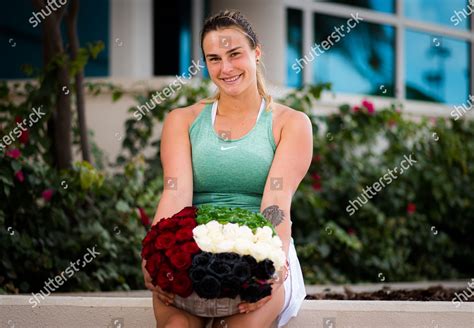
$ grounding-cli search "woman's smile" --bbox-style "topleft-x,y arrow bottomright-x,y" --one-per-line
220,73 -> 243,85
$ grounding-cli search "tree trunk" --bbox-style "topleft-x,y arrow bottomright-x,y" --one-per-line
33,0 -> 72,170
66,0 -> 91,163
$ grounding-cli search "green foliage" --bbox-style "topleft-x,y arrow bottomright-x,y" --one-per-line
196,205 -> 275,234
292,101 -> 474,284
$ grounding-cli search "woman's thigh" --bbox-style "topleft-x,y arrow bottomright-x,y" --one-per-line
212,285 -> 286,328
153,292 -> 207,328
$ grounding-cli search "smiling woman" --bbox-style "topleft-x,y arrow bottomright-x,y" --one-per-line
143,9 -> 312,328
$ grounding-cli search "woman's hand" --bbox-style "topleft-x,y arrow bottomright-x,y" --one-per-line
142,259 -> 175,305
238,295 -> 272,314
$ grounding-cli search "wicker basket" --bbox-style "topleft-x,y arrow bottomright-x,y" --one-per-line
173,292 -> 242,317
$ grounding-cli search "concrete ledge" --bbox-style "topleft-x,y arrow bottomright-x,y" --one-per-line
1,295 -> 473,328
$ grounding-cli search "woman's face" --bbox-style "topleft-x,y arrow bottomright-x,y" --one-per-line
202,28 -> 261,97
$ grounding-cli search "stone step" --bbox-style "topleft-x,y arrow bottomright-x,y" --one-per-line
1,295 -> 472,328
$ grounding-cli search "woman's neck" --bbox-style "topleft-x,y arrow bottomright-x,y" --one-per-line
217,87 -> 262,119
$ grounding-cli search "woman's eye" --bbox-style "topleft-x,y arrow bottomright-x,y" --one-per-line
230,52 -> 240,57
209,58 -> 220,62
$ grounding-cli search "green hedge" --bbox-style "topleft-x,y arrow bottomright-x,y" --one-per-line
1,80 -> 472,293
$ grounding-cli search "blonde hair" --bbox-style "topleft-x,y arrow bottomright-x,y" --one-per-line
200,10 -> 273,112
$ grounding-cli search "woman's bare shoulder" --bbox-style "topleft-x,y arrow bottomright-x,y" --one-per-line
271,102 -> 308,126
166,101 -> 208,130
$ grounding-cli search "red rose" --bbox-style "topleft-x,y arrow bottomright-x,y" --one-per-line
172,206 -> 197,219
142,229 -> 158,247
155,232 -> 176,249
156,264 -> 174,291
165,246 -> 180,259
171,272 -> 193,297
181,241 -> 200,254
145,253 -> 163,277
157,218 -> 176,231
138,207 -> 151,227
178,217 -> 197,229
176,227 -> 194,242
169,252 -> 192,270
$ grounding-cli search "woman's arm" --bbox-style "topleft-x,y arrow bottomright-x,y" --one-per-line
143,107 -> 194,304
237,109 -> 313,313
260,109 -> 313,260
152,107 -> 194,224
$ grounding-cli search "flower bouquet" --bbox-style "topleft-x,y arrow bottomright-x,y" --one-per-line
141,205 -> 286,317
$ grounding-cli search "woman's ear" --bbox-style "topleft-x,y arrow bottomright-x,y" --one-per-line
255,45 -> 262,62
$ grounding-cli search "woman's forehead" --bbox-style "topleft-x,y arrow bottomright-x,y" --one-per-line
203,28 -> 250,52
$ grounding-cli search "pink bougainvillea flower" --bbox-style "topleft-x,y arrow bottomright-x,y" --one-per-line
138,207 -> 151,227
6,148 -> 21,159
14,170 -> 24,183
42,188 -> 54,202
15,116 -> 29,144
406,203 -> 416,215
362,100 -> 375,114
353,105 -> 360,113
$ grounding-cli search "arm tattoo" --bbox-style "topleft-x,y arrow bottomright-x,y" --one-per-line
262,205 -> 285,227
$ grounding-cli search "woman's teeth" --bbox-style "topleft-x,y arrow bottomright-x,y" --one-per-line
222,74 -> 242,83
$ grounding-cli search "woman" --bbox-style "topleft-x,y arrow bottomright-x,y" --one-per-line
142,9 -> 312,328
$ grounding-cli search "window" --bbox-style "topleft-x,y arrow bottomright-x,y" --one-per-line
405,30 -> 470,104
287,8 -> 304,88
318,0 -> 395,14
313,13 -> 395,97
0,0 -> 109,79
288,0 -> 473,106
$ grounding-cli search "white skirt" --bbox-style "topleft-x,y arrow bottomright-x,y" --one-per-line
276,238 -> 306,327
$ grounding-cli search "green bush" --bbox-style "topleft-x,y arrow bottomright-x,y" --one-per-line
293,101 -> 474,284
1,78 -> 472,294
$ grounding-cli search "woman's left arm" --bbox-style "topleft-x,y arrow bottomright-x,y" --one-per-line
260,109 -> 313,261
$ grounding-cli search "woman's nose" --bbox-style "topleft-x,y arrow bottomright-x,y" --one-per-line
221,58 -> 234,74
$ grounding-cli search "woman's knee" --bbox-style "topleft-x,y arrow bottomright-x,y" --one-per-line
163,313 -> 191,328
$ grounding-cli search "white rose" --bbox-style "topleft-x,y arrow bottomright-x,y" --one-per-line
206,220 -> 222,233
251,242 -> 271,262
195,235 -> 214,252
234,238 -> 253,255
237,225 -> 255,242
255,226 -> 273,243
270,250 -> 286,271
222,223 -> 240,239
271,236 -> 283,248
207,229 -> 224,243
215,240 -> 235,253
192,225 -> 208,238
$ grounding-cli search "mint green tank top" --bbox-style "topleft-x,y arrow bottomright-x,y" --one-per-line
189,98 -> 276,213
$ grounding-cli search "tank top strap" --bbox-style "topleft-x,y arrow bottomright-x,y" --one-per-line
211,98 -> 266,126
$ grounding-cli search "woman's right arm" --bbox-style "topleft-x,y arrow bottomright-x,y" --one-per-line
142,107 -> 194,303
